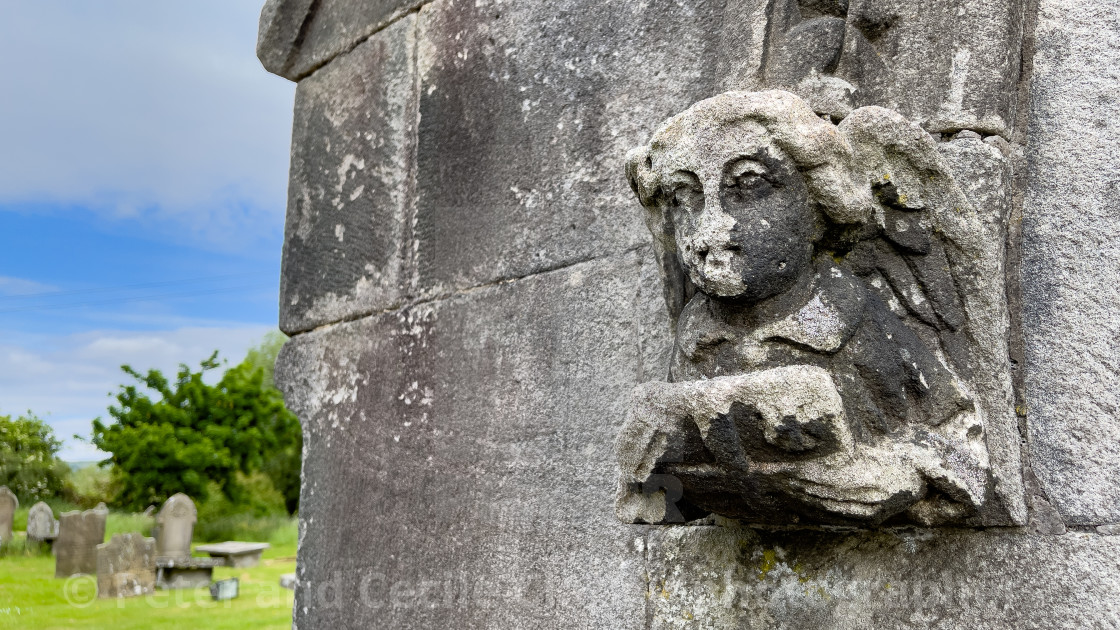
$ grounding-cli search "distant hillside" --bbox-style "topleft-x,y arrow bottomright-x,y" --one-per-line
66,460 -> 100,472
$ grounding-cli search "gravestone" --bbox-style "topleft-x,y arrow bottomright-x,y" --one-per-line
26,501 -> 58,544
54,505 -> 108,577
152,493 -> 217,588
96,533 -> 156,598
0,486 -> 16,543
154,493 -> 196,559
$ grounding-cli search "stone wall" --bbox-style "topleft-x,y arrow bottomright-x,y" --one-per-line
260,0 -> 1120,627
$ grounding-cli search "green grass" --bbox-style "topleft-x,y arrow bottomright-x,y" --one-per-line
194,514 -> 295,544
0,523 -> 297,629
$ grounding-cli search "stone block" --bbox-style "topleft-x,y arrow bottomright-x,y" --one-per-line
276,251 -> 652,629
279,16 -> 417,333
96,534 -> 156,599
257,0 -> 423,81
1022,0 -> 1120,525
412,0 -> 733,298
55,506 -> 108,577
646,525 -> 1120,629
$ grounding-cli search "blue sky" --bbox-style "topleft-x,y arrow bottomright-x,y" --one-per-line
0,1 -> 296,459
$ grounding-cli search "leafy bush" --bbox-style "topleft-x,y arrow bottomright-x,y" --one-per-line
62,463 -> 117,508
0,412 -> 69,501
91,351 -> 301,512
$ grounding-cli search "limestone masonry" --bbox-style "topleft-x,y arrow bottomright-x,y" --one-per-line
258,0 -> 1120,627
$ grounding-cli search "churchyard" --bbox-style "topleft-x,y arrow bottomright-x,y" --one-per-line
0,489 -> 297,629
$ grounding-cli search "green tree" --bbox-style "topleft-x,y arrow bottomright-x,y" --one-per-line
242,330 -> 287,390
241,331 -> 302,514
0,412 -> 69,501
91,351 -> 301,513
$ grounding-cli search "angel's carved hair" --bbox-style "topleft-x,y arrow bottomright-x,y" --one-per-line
626,90 -> 875,236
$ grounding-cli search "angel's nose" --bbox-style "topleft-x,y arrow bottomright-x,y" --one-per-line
695,200 -> 738,257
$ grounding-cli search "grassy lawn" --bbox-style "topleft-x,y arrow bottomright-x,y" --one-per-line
0,527 -> 296,630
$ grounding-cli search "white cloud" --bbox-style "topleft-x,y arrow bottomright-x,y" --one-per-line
0,324 -> 276,460
0,276 -> 57,296
0,1 -> 295,250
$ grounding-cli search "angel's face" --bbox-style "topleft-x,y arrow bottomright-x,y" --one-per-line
652,119 -> 816,303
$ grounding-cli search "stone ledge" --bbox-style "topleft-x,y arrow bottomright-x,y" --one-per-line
647,525 -> 1120,629
257,0 -> 426,81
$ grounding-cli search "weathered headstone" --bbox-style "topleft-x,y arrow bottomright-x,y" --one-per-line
26,501 -> 58,544
54,505 -> 108,577
152,493 -> 217,588
0,486 -> 17,543
154,493 -> 196,559
96,533 -> 156,598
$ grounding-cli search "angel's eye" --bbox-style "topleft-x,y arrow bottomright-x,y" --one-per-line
733,172 -> 765,189
723,158 -> 771,192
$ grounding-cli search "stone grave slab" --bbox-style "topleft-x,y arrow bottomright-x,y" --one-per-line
194,541 -> 271,568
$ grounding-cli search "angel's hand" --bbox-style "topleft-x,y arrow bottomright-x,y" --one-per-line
745,366 -> 849,455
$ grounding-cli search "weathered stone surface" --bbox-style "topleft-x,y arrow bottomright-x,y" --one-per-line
1022,0 -> 1120,525
276,252 -> 651,629
0,486 -> 16,543
55,505 -> 108,577
257,0 -> 422,81
412,0 -> 732,299
720,0 -> 1026,135
260,0 -> 1024,135
647,525 -> 1120,629
154,493 -> 196,560
195,542 -> 270,568
938,133 -> 1013,242
638,248 -> 674,383
96,534 -> 156,599
26,501 -> 58,543
279,16 -> 417,333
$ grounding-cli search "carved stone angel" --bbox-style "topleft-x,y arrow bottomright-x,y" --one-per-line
616,90 -> 1016,527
